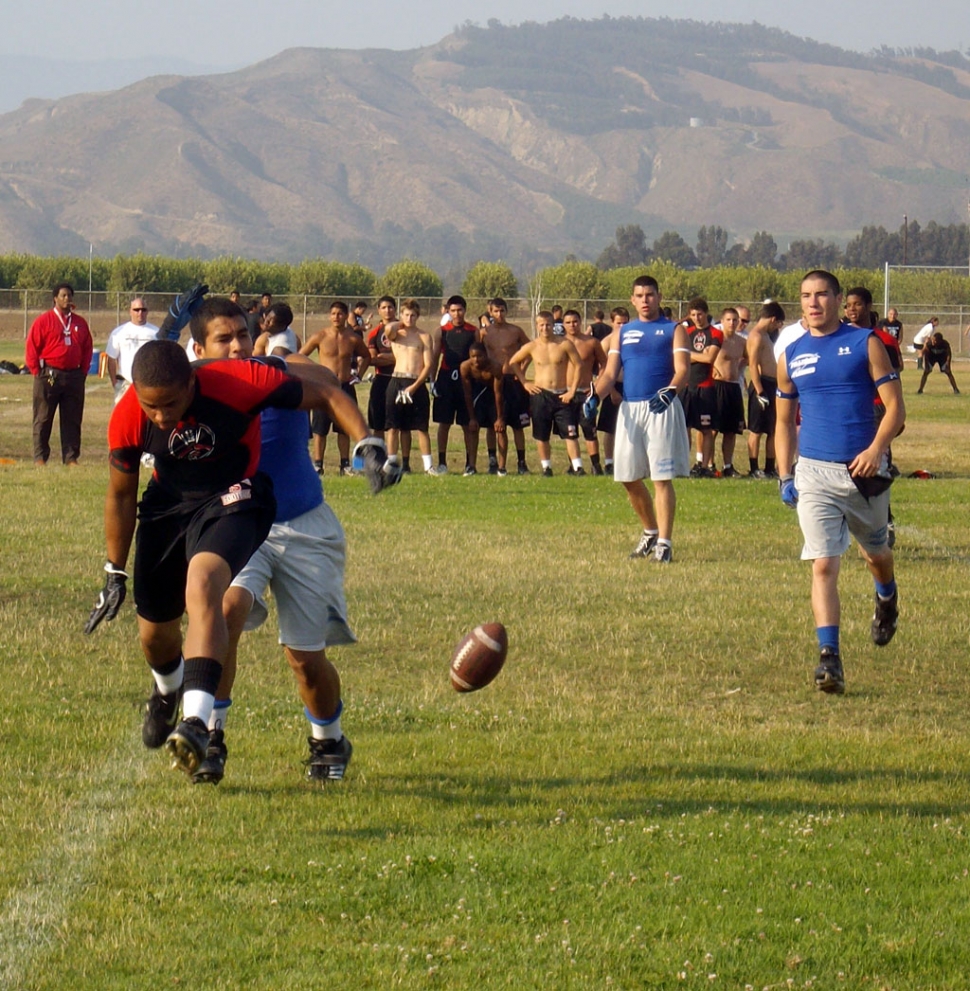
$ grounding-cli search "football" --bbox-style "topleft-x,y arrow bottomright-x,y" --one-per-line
450,622 -> 508,692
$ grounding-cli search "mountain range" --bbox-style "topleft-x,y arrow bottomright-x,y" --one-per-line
1,18 -> 968,275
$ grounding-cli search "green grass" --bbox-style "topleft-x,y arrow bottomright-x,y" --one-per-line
1,372 -> 969,989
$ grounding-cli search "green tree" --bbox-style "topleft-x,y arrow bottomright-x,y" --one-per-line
651,231 -> 697,268
528,260 -> 608,305
596,225 -> 650,270
695,225 -> 729,268
461,261 -> 518,299
289,260 -> 377,297
746,231 -> 778,268
377,259 -> 443,298
779,239 -> 844,272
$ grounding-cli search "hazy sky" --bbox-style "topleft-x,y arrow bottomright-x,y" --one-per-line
3,0 -> 968,65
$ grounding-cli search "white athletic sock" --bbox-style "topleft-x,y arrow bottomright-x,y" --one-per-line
306,702 -> 343,742
183,690 -> 215,726
695,452 -> 703,463
657,538 -> 672,550
571,457 -> 583,470
209,699 -> 231,732
604,459 -> 613,467
644,528 -> 659,537
541,459 -> 552,470
422,453 -> 433,471
153,658 -> 184,695
387,454 -> 401,466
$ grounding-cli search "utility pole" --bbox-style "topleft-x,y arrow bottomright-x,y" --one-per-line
902,215 -> 908,266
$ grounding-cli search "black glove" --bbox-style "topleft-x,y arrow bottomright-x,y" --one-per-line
351,437 -> 403,495
158,283 -> 209,342
84,563 -> 128,634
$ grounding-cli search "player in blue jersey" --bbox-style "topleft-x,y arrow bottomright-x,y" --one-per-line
775,271 -> 905,695
585,275 -> 690,562
187,301 -> 399,784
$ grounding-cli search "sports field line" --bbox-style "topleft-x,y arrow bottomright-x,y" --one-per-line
0,741 -> 146,988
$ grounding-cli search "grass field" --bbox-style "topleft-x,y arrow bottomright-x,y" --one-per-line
0,369 -> 968,989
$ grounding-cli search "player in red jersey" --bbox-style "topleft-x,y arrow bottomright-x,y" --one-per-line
85,299 -> 398,778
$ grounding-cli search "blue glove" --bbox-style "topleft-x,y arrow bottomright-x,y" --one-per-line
779,475 -> 798,508
647,386 -> 676,414
582,392 -> 599,422
158,283 -> 209,342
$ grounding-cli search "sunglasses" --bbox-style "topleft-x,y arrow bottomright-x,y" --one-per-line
131,307 -> 148,312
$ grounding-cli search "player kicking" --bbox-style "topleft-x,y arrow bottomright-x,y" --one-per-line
85,302 -> 400,781
584,275 -> 690,562
186,304 -> 393,783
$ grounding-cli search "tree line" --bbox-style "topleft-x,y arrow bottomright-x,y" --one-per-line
596,220 -> 970,272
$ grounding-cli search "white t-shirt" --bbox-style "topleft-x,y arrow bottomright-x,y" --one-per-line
773,320 -> 808,363
105,321 -> 160,381
265,328 -> 300,355
912,322 -> 935,350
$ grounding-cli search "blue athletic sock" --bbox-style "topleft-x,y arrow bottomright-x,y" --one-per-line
817,626 -> 840,652
875,578 -> 897,599
306,700 -> 343,742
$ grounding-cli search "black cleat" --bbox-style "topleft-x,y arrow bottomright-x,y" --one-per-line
567,466 -> 587,476
814,647 -> 845,694
165,717 -> 210,775
192,729 -> 228,785
305,735 -> 353,782
590,463 -> 604,476
722,465 -> 740,478
629,531 -> 658,559
871,590 -> 899,647
653,543 -> 672,564
517,463 -> 530,475
542,467 -> 553,477
143,684 -> 183,749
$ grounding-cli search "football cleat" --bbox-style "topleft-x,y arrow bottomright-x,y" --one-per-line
748,469 -> 768,480
305,735 -> 353,782
590,463 -> 604,476
567,466 -> 587,476
488,458 -> 499,475
463,465 -> 477,476
814,647 -> 845,694
434,464 -> 449,475
542,467 -> 553,477
629,531 -> 658,559
871,590 -> 899,647
165,717 -> 210,774
496,467 -> 508,477
517,463 -> 530,475
142,684 -> 183,749
192,729 -> 228,785
653,543 -> 672,564
721,465 -> 740,478
313,460 -> 323,475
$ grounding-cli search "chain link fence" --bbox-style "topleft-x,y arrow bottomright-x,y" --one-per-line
1,289 -> 966,355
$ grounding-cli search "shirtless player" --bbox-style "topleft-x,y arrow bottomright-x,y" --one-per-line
711,307 -> 748,477
383,299 -> 435,475
300,301 -> 371,474
563,308 -> 608,474
745,302 -> 786,478
508,311 -> 584,476
480,297 -> 532,474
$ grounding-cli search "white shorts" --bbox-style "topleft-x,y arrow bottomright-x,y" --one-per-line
794,457 -> 891,560
613,397 -> 690,482
231,500 -> 356,652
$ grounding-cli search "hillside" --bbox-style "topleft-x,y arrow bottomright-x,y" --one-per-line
0,18 -> 968,272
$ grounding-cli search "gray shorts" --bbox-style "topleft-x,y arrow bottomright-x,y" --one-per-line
794,457 -> 891,560
613,397 -> 690,482
231,500 -> 356,651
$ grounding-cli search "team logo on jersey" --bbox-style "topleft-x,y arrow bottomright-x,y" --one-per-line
622,329 -> 644,344
789,352 -> 819,379
838,346 -> 851,356
692,334 -> 707,352
168,419 -> 216,460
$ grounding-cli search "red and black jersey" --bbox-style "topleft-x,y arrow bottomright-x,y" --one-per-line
108,359 -> 303,505
686,324 -> 723,388
367,322 -> 393,377
872,329 -> 902,409
439,322 -> 478,372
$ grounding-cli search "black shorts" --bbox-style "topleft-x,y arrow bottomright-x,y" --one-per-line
384,378 -> 431,432
470,381 -> 498,427
926,355 -> 948,370
684,385 -> 716,431
713,381 -> 745,435
747,376 -> 777,435
503,374 -> 531,428
367,374 -> 391,431
133,472 -> 277,624
597,383 -> 623,434
432,370 -> 470,426
311,382 -> 357,436
531,389 -> 579,442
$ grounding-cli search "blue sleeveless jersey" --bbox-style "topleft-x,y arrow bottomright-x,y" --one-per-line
619,317 -> 677,401
784,323 -> 876,462
258,407 -> 323,521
